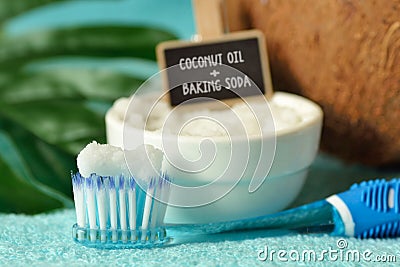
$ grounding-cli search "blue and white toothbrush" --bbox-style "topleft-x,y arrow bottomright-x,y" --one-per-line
72,174 -> 400,249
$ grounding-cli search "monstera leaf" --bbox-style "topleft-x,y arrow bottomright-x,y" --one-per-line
0,1 -> 177,214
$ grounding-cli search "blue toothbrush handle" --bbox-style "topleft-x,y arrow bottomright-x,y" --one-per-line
327,178 -> 400,238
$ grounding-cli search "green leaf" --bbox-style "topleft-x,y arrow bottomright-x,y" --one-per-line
1,117 -> 75,199
0,68 -> 143,103
0,0 -> 66,24
0,25 -> 177,68
0,9 -> 177,214
0,128 -> 67,214
0,100 -> 106,154
0,65 -> 147,214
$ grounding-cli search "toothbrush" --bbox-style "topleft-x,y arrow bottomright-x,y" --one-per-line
72,175 -> 400,249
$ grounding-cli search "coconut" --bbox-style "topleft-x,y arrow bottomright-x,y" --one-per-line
227,0 -> 400,165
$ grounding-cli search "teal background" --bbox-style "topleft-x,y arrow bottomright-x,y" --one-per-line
6,0 -> 195,39
5,0 -> 195,79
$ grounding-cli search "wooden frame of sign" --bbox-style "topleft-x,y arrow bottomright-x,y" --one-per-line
156,30 -> 273,107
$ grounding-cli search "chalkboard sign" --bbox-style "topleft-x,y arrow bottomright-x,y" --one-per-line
157,30 -> 273,107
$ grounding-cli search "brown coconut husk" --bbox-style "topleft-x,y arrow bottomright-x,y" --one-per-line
226,0 -> 400,166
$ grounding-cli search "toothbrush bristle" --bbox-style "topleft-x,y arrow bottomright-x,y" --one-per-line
72,172 -> 171,247
119,175 -> 125,190
72,172 -> 81,187
109,176 -> 116,189
96,176 -> 104,190
149,177 -> 156,189
158,177 -> 164,187
86,175 -> 94,189
129,176 -> 136,190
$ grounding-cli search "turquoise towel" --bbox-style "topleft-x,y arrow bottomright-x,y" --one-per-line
2,209 -> 399,266
1,154 -> 399,266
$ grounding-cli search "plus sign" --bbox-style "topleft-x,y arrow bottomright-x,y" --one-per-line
210,69 -> 220,77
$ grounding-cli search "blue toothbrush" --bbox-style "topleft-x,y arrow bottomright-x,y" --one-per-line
72,175 -> 400,249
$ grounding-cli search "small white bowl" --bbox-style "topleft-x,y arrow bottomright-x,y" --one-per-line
106,91 -> 323,224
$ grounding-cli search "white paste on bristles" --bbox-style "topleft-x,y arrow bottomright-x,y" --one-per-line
77,141 -> 163,180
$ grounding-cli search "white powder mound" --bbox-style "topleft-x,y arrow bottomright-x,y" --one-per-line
77,141 -> 163,180
111,94 -> 302,137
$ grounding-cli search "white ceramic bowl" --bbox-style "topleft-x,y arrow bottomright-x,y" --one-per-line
106,91 -> 323,224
